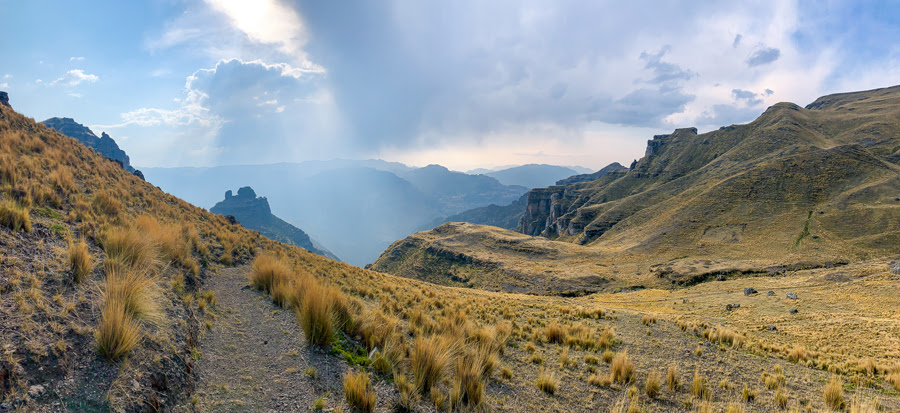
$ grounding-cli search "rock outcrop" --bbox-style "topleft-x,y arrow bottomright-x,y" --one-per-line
0,91 -> 10,108
40,117 -> 135,173
210,187 -> 339,261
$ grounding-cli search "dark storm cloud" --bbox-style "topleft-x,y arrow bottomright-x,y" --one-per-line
287,0 -> 723,149
747,47 -> 781,66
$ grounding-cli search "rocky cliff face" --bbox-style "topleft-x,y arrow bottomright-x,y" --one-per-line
210,187 -> 339,260
40,117 -> 137,174
0,91 -> 10,108
517,85 -> 900,256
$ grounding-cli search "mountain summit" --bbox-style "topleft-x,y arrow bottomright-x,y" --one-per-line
210,186 -> 339,260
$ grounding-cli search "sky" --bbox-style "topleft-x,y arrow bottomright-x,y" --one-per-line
1,0 -> 899,171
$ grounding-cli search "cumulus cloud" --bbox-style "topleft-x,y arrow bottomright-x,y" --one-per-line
103,58 -> 338,165
747,47 -> 781,66
50,69 -> 99,86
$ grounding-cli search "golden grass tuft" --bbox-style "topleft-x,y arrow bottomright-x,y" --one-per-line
823,375 -> 844,411
102,226 -> 158,269
691,369 -> 708,400
544,322 -> 566,344
774,387 -> 787,409
343,369 -> 375,413
0,199 -> 31,232
92,190 -> 122,216
610,351 -> 635,384
667,365 -> 679,391
537,368 -> 558,395
95,299 -> 140,360
645,371 -> 660,398
787,345 -> 809,363
297,277 -> 335,347
410,335 -> 454,395
249,254 -> 292,293
888,365 -> 900,391
67,239 -> 92,283
103,266 -> 160,323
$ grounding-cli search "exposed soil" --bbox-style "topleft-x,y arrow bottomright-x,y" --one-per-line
186,266 -> 397,413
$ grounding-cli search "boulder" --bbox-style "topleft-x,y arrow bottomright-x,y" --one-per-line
0,91 -> 9,108
767,325 -> 777,331
744,287 -> 757,296
786,292 -> 798,300
726,303 -> 741,311
767,291 -> 775,296
890,261 -> 900,275
789,308 -> 798,314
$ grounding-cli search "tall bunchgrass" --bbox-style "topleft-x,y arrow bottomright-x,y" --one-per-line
68,239 -> 92,283
102,266 -> 160,323
0,199 -> 30,232
823,375 -> 844,410
95,299 -> 140,360
344,369 -> 376,412
248,254 -> 292,293
102,226 -> 158,269
297,279 -> 336,347
411,335 -> 455,395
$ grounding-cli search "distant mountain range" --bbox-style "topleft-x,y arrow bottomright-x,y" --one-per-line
209,186 -> 339,260
478,164 -> 589,188
142,161 -> 543,266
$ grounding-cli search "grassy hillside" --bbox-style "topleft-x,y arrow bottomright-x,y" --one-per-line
1,101 -> 898,412
516,86 -> 900,271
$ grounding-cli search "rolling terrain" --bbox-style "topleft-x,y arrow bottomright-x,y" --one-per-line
1,89 -> 898,413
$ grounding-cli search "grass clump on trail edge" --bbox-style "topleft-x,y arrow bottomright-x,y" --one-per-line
298,279 -> 336,347
95,299 -> 141,360
344,369 -> 376,412
249,253 -> 292,293
411,334 -> 455,395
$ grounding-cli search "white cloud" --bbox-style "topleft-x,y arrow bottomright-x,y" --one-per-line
67,92 -> 82,98
50,69 -> 99,86
68,56 -> 85,62
203,0 -> 323,72
0,83 -> 7,88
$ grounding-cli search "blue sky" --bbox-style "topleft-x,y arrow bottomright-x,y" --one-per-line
2,0 -> 899,170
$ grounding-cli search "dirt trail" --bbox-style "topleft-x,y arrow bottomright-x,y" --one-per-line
188,266 -> 347,412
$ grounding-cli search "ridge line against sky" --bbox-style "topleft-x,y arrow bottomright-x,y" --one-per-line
2,0 -> 899,170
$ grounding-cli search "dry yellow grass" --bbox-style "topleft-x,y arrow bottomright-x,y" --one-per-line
102,226 -> 158,269
343,369 -> 375,413
536,368 -> 558,394
0,199 -> 30,232
94,299 -> 140,360
103,266 -> 160,323
410,335 -> 454,395
610,352 -> 635,384
297,277 -> 335,347
667,365 -> 679,392
248,254 -> 292,293
691,369 -> 708,400
645,371 -> 660,398
67,239 -> 92,283
823,375 -> 844,411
